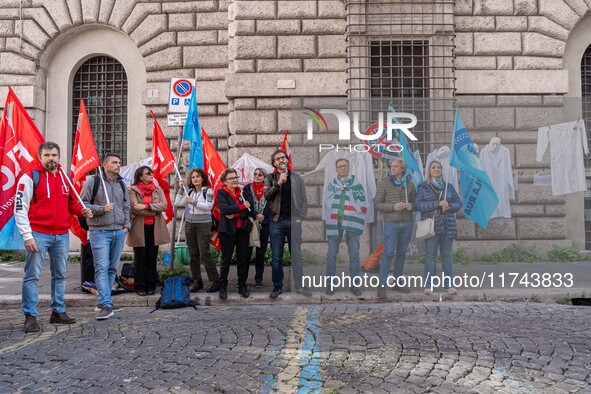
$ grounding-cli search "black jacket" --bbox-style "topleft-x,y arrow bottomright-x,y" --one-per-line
264,171 -> 308,222
217,187 -> 256,236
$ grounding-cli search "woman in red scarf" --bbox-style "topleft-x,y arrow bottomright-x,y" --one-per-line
243,168 -> 270,288
127,166 -> 171,296
216,168 -> 257,300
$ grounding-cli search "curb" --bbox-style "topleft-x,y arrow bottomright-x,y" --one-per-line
1,287 -> 589,310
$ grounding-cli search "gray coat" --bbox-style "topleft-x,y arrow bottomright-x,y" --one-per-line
81,173 -> 131,231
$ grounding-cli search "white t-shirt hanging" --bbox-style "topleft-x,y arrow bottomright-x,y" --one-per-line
536,119 -> 589,196
480,139 -> 515,218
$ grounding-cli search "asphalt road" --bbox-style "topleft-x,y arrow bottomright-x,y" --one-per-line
1,302 -> 590,393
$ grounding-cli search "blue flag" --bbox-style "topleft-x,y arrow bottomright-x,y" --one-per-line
450,108 -> 498,229
183,88 -> 204,169
398,129 -> 424,188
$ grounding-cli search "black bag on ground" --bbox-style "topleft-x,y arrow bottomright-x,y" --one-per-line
80,242 -> 94,287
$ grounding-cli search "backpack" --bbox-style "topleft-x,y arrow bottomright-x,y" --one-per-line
31,171 -> 127,230
152,275 -> 197,311
31,169 -> 73,203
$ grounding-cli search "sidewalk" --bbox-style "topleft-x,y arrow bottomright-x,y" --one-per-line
1,259 -> 590,310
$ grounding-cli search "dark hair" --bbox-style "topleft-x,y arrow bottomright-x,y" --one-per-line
38,141 -> 60,156
271,149 -> 288,163
133,166 -> 153,185
186,168 -> 210,190
220,168 -> 237,182
335,158 -> 349,168
102,152 -> 121,163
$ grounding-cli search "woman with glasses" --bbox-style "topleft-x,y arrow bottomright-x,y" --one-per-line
243,168 -> 270,288
216,168 -> 257,299
127,166 -> 171,296
175,168 -> 220,293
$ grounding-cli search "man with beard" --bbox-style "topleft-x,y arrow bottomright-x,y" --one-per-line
15,142 -> 93,332
264,149 -> 312,298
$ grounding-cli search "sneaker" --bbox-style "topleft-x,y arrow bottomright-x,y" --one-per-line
96,305 -> 114,320
295,287 -> 313,297
49,311 -> 76,324
24,314 -> 40,333
94,304 -> 122,312
377,287 -> 388,300
137,290 -> 147,296
146,290 -> 155,296
219,286 -> 227,300
269,287 -> 282,299
447,287 -> 458,295
424,288 -> 433,295
239,285 -> 250,298
351,287 -> 362,297
206,280 -> 220,293
254,279 -> 263,288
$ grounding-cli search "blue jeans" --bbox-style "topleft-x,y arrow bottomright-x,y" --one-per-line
22,231 -> 70,317
269,218 -> 303,289
424,233 -> 454,289
326,228 -> 361,285
379,221 -> 412,285
90,229 -> 127,307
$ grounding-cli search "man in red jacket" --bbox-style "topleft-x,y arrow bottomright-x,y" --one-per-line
15,142 -> 92,333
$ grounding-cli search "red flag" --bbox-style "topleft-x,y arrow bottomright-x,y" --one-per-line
0,87 -> 46,249
202,127 -> 226,250
281,129 -> 293,171
70,99 -> 100,244
150,110 -> 175,223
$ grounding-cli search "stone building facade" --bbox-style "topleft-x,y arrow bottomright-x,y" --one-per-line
0,0 -> 590,256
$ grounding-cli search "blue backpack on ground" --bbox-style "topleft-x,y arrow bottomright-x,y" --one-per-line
152,275 -> 197,312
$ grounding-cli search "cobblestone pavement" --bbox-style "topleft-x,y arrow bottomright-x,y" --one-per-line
0,303 -> 590,393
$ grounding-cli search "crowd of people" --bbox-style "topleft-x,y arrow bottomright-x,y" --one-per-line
15,142 -> 462,333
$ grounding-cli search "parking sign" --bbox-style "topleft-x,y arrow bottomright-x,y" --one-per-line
168,78 -> 195,113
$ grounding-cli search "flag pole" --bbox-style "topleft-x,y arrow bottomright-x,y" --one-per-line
60,168 -> 87,209
97,166 -> 110,204
174,163 -> 190,196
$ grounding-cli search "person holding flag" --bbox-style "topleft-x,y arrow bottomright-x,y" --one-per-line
415,160 -> 462,295
375,158 -> 416,299
81,152 -> 131,320
15,142 -> 93,332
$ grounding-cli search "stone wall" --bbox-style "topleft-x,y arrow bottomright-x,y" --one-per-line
0,0 -> 589,254
0,0 -> 231,162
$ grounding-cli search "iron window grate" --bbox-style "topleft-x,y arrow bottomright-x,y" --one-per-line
72,56 -> 128,165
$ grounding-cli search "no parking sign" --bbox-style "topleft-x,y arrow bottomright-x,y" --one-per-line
168,78 -> 195,113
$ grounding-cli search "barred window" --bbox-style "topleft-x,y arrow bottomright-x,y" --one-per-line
347,0 -> 455,164
72,56 -> 128,164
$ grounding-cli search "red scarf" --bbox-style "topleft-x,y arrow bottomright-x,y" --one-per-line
252,182 -> 265,199
137,182 -> 156,225
223,185 -> 244,229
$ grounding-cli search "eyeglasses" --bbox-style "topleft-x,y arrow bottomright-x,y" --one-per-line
336,165 -> 349,169
254,173 -> 264,177
225,176 -> 238,181
273,156 -> 287,162
143,171 -> 153,176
